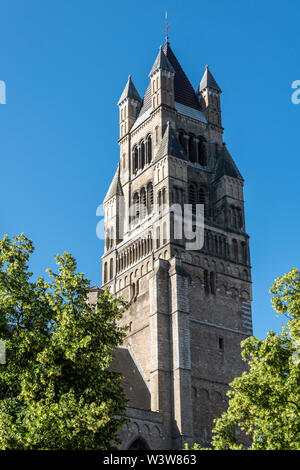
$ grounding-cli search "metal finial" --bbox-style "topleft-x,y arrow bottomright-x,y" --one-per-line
165,10 -> 170,43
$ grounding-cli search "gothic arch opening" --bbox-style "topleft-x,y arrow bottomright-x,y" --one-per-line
127,438 -> 150,450
198,137 -> 207,166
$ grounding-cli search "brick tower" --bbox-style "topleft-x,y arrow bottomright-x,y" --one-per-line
101,40 -> 253,450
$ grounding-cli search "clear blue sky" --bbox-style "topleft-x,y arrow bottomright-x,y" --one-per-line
0,0 -> 299,339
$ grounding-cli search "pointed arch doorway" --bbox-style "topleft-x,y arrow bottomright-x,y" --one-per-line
127,438 -> 150,450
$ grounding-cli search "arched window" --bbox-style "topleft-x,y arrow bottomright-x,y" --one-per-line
158,190 -> 162,208
233,207 -> 238,228
189,184 -> 196,214
173,187 -> 178,204
241,241 -> 247,264
147,135 -> 152,163
199,189 -> 205,205
133,146 -> 138,174
140,187 -> 146,219
133,193 -> 140,223
140,141 -> 145,169
215,237 -> 219,255
109,258 -> 113,280
188,135 -> 196,162
162,187 -> 166,205
232,239 -> 238,261
178,130 -> 185,149
156,226 -> 160,249
230,206 -> 235,227
238,208 -> 243,229
103,262 -> 108,284
210,272 -> 215,294
199,188 -> 207,217
110,228 -> 114,248
198,137 -> 207,166
131,282 -> 136,299
147,182 -> 153,214
163,222 -> 167,245
204,269 -> 209,294
105,230 -> 110,251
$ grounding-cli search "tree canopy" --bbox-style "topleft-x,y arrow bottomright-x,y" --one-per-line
0,234 -> 128,449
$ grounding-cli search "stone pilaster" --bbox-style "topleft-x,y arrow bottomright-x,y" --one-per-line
168,257 -> 193,448
149,259 -> 172,424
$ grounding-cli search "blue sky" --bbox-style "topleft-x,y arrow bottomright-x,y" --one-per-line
0,0 -> 299,339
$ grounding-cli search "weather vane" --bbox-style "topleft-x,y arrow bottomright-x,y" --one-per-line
165,10 -> 170,43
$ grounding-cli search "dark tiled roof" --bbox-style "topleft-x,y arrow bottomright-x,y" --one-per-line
118,75 -> 142,106
104,164 -> 123,202
138,82 -> 152,116
199,65 -> 221,92
164,42 -> 201,110
137,42 -> 202,119
214,144 -> 243,181
155,121 -> 188,162
110,347 -> 151,410
149,46 -> 175,76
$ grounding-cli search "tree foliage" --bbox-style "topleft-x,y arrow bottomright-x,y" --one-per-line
187,268 -> 300,450
0,234 -> 128,449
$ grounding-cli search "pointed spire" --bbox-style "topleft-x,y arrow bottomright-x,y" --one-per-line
165,10 -> 170,44
117,75 -> 142,106
104,164 -> 123,203
199,65 -> 221,93
164,42 -> 201,110
155,121 -> 188,162
149,45 -> 175,77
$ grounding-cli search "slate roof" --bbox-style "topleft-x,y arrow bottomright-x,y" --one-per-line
175,101 -> 207,123
199,65 -> 221,92
214,144 -> 243,181
137,82 -> 152,117
149,45 -> 175,76
137,42 -> 202,119
155,121 -> 188,162
164,41 -> 201,110
117,75 -> 142,106
104,164 -> 123,202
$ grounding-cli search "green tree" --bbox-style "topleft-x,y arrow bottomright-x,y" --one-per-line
187,268 -> 300,451
0,234 -> 128,449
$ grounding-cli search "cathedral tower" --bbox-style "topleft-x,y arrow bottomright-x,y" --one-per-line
101,40 -> 253,450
